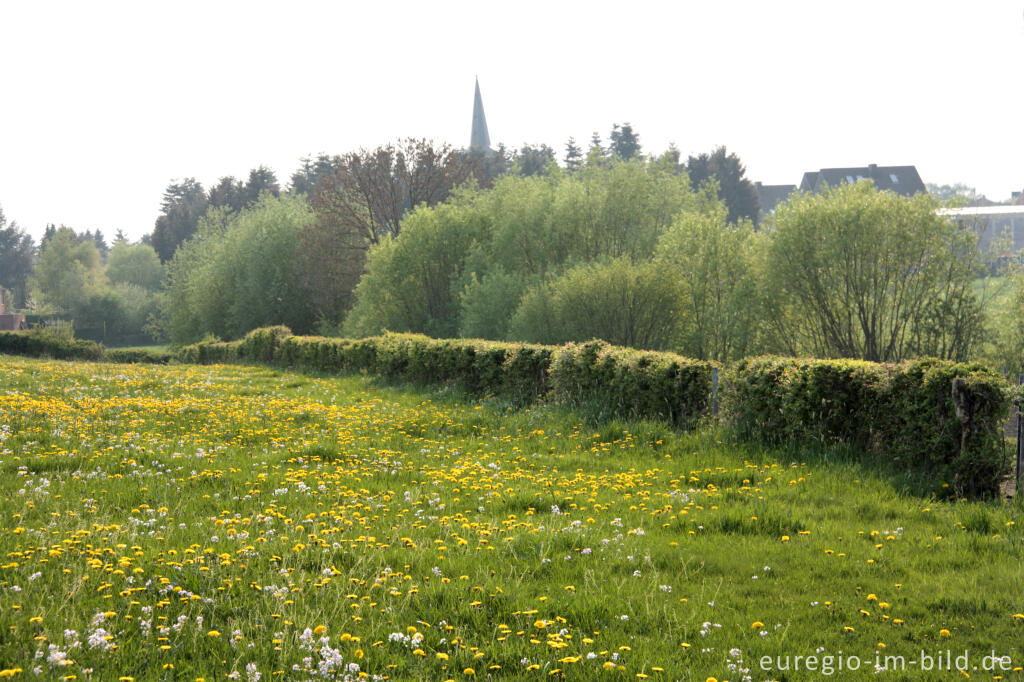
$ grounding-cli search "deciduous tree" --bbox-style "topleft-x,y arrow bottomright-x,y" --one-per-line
764,181 -> 983,362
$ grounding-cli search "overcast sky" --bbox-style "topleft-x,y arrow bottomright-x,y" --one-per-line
1,0 -> 1022,243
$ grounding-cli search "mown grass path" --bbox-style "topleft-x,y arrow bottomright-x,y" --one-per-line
1,356 -> 1023,681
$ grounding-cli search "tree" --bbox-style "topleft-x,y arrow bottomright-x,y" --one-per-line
106,241 -> 165,291
30,227 -> 107,312
152,196 -> 318,344
291,183 -> 372,327
315,138 -> 482,246
564,137 -> 583,172
763,181 -> 984,362
244,165 -> 280,205
208,176 -> 246,212
289,154 -> 343,197
90,230 -> 109,259
685,146 -> 760,226
151,178 -> 208,262
0,205 -> 36,308
511,143 -> 556,177
656,199 -> 764,362
926,182 -> 978,205
343,160 -> 700,339
609,122 -> 641,160
587,132 -> 605,165
508,258 -> 685,350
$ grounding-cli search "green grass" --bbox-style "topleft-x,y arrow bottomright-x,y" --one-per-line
1,355 -> 1023,680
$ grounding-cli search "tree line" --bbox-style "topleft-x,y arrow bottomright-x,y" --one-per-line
1,123 -> 1016,369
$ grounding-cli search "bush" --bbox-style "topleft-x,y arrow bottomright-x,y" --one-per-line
725,356 -> 1010,496
549,340 -> 717,427
104,348 -> 175,364
509,259 -> 685,351
0,329 -> 104,361
238,326 -> 292,363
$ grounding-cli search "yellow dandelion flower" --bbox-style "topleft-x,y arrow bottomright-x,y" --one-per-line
751,621 -> 764,629
207,630 -> 220,638
940,629 -> 951,637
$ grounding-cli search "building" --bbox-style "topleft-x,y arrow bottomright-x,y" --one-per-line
470,77 -> 492,153
755,182 -> 796,218
799,164 -> 926,197
0,290 -> 27,331
939,205 -> 1024,254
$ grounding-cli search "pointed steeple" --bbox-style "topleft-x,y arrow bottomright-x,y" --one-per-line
470,77 -> 492,152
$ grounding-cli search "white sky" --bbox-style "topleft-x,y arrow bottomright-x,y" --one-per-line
1,0 -> 1022,243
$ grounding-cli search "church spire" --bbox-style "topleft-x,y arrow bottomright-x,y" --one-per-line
470,77 -> 491,152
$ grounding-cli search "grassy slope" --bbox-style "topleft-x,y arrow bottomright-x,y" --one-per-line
0,355 -> 1022,681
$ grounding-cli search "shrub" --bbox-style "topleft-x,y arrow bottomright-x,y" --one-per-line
725,356 -> 1010,496
238,326 -> 292,363
549,340 -> 717,427
104,348 -> 175,364
0,329 -> 104,361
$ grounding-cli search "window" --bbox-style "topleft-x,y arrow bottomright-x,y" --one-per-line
890,174 -> 899,183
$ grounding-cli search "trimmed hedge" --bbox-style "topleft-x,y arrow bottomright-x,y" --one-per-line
0,331 -> 175,364
0,331 -> 105,361
549,340 -> 715,427
103,348 -> 175,364
725,356 -> 1010,496
178,329 -> 710,422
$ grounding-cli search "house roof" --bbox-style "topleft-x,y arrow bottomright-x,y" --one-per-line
798,164 -> 925,196
755,182 -> 796,214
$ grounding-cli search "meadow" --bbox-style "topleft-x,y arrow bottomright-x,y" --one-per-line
1,355 -> 1023,681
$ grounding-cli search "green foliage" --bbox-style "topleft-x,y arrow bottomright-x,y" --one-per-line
983,271 -> 1024,374
0,205 -> 36,308
764,181 -> 985,362
656,202 -> 765,362
154,196 -> 319,344
548,340 -> 716,427
237,325 -> 293,363
103,347 -> 174,364
508,258 -> 685,350
458,267 -> 527,341
343,196 -> 491,338
927,182 -> 978,204
151,178 -> 209,263
344,160 -> 699,340
685,146 -> 760,226
30,227 -> 108,313
725,356 -> 1010,496
0,329 -> 104,361
106,241 -> 164,291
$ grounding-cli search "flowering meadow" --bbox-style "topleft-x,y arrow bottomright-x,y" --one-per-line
2,355 -> 1024,681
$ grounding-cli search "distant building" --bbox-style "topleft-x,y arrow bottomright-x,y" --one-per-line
0,290 -> 26,331
799,164 -> 926,197
470,77 -> 492,153
755,182 -> 796,217
940,205 -> 1024,254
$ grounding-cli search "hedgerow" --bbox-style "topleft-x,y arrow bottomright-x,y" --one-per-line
725,356 -> 1010,495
